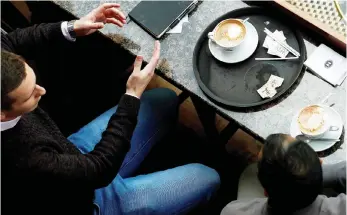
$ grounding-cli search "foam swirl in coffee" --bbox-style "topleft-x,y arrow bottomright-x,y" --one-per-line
298,105 -> 326,134
214,20 -> 246,47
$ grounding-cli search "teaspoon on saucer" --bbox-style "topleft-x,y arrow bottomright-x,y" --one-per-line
295,134 -> 340,143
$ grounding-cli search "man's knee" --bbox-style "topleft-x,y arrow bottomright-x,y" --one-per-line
141,88 -> 178,116
187,163 -> 221,191
143,88 -> 178,104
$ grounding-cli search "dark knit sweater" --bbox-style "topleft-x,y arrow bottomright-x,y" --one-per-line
2,23 -> 139,214
2,22 -> 136,136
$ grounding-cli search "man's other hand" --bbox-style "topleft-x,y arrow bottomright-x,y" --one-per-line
73,3 -> 126,36
126,41 -> 160,98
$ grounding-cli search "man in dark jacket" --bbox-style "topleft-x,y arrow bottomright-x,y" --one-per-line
1,3 -> 220,215
221,133 -> 345,215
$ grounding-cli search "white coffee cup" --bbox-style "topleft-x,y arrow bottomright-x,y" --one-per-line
208,19 -> 247,51
297,104 -> 339,139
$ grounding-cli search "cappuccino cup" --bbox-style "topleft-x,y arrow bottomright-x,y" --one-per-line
297,105 -> 339,139
208,19 -> 247,51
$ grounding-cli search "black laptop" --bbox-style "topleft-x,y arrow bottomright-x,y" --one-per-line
128,1 -> 198,39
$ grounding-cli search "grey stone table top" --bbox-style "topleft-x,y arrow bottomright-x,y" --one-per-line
54,1 -> 346,164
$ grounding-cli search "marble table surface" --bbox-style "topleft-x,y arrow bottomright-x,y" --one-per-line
53,1 -> 346,164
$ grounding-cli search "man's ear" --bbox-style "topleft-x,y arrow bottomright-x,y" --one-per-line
1,111 -> 6,121
257,146 -> 263,161
320,158 -> 323,164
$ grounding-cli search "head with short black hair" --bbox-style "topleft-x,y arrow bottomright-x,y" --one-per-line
1,50 -> 46,121
258,133 -> 322,214
1,51 -> 26,110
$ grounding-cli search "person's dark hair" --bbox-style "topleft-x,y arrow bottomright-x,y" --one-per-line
1,50 -> 26,110
258,133 -> 322,214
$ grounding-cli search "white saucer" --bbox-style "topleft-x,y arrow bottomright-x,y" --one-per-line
290,105 -> 344,152
208,21 -> 259,64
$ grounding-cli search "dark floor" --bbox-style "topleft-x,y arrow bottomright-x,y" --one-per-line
135,124 -> 249,215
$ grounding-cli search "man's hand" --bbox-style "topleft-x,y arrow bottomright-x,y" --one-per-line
73,3 -> 126,37
126,41 -> 160,98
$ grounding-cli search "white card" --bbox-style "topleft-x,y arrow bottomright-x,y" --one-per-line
268,42 -> 289,58
257,74 -> 284,99
304,44 -> 347,86
275,30 -> 286,41
167,15 -> 189,34
267,46 -> 279,56
263,30 -> 286,48
257,85 -> 270,98
167,23 -> 183,33
334,58 -> 347,86
268,87 -> 277,98
181,15 -> 189,23
263,30 -> 288,58
263,36 -> 274,49
257,84 -> 277,98
268,75 -> 284,88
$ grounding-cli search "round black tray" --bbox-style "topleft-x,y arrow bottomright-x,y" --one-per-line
193,7 -> 307,109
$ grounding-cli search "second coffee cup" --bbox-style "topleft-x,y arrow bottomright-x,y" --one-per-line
297,104 -> 339,139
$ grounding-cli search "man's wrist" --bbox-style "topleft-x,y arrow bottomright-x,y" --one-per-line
125,90 -> 140,99
67,20 -> 77,38
61,21 -> 76,42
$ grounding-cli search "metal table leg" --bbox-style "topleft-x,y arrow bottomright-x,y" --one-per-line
179,91 -> 240,145
190,94 -> 220,142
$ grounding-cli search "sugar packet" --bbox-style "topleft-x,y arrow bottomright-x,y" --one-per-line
263,30 -> 289,58
257,75 -> 284,99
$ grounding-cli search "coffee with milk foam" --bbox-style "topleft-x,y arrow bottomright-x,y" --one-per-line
214,20 -> 246,47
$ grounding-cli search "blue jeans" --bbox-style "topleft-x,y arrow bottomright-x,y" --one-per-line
68,88 -> 220,215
